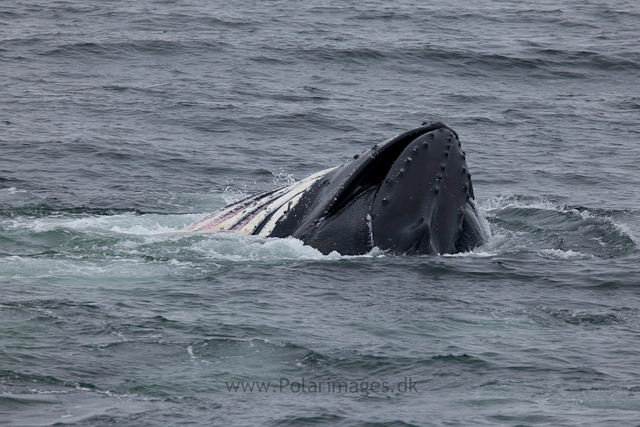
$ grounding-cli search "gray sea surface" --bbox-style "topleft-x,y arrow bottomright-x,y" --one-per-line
1,0 -> 640,426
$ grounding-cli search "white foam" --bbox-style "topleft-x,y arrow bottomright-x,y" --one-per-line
189,234 -> 344,262
443,250 -> 497,258
0,187 -> 45,199
7,212 -> 202,236
481,193 -> 566,214
611,221 -> 637,245
110,222 -> 178,236
219,186 -> 250,206
1,187 -> 23,195
270,169 -> 297,186
470,198 -> 493,242
539,248 -> 593,260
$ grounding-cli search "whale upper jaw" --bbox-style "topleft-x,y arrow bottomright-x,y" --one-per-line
185,122 -> 485,256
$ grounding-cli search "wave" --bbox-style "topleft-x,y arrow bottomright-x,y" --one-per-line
39,39 -> 226,59
0,206 -> 393,282
479,194 -> 638,259
22,36 -> 638,76
2,190 -> 637,272
261,45 -> 640,75
0,369 -> 96,390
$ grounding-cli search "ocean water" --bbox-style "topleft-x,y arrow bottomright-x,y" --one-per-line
2,0 -> 640,425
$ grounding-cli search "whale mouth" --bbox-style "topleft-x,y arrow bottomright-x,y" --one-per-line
368,125 -> 477,255
289,121 -> 478,255
185,122 -> 484,256
267,122 -> 482,255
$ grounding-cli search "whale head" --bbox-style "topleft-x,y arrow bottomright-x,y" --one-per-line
267,122 -> 485,255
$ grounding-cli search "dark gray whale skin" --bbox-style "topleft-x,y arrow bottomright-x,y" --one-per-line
260,122 -> 485,255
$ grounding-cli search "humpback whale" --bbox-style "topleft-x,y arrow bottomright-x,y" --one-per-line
185,122 -> 485,255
